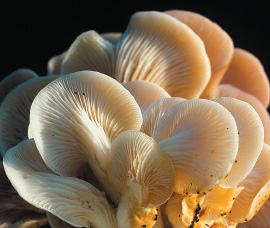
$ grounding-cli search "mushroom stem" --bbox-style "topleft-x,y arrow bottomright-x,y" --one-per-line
116,180 -> 157,228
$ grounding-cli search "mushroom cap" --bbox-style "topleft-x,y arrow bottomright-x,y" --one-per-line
0,69 -> 38,105
29,71 -> 142,177
108,130 -> 175,207
47,212 -> 76,228
228,143 -> 270,223
0,76 -> 59,156
3,139 -> 117,228
141,97 -> 186,137
62,11 -> 211,99
212,97 -> 264,187
211,84 -> 270,144
122,80 -> 170,114
154,99 -> 239,194
47,33 -> 121,75
165,10 -> 234,98
221,48 -> 270,108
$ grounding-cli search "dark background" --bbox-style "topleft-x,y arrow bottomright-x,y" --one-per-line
1,1 -> 269,79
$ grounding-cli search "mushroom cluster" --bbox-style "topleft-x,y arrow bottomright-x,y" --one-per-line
0,10 -> 270,228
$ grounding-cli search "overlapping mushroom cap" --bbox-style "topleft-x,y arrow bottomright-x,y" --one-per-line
0,9 -> 270,228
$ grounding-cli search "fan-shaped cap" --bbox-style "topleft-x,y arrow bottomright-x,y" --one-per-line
30,71 -> 142,178
221,48 -> 270,108
212,97 -> 264,187
154,99 -> 239,194
3,139 -> 117,228
165,10 -> 234,98
228,143 -> 270,223
62,11 -> 211,99
108,131 -> 175,228
47,33 -> 121,75
122,80 -> 170,114
0,76 -> 59,156
141,97 -> 186,137
211,84 -> 270,144
0,69 -> 38,105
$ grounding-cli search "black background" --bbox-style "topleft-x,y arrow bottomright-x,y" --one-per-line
1,1 -> 269,80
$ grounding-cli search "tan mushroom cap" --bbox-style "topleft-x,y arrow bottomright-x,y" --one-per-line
108,131 -> 175,228
3,139 -> 117,228
141,97 -> 186,137
47,33 -> 122,75
0,69 -> 38,105
237,199 -> 270,228
47,51 -> 68,75
30,71 -> 142,178
122,80 -> 171,114
62,11 -> 211,99
228,143 -> 270,223
212,97 -> 264,188
154,99 -> 239,194
211,84 -> 270,144
0,76 -> 59,157
165,10 -> 234,99
221,48 -> 270,108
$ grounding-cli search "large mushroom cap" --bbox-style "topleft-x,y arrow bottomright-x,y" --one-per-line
221,48 -> 270,108
165,10 -> 234,98
154,99 -> 239,194
29,71 -> 142,177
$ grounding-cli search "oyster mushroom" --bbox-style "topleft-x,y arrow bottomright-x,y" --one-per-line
47,33 -> 122,75
221,48 -> 270,108
153,99 -> 239,194
228,143 -> 270,224
0,75 -> 59,156
107,131 -> 175,228
61,11 -> 211,99
29,71 -> 142,205
211,84 -> 270,144
165,10 -> 234,99
212,97 -> 264,187
3,139 -> 117,228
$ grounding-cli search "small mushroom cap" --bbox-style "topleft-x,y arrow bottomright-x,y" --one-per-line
221,48 -> 270,108
122,80 -> 170,114
212,97 -> 264,187
62,11 -> 211,99
0,69 -> 38,105
141,97 -> 186,137
0,76 -> 59,156
30,71 -> 142,177
211,84 -> 270,144
47,51 -> 68,75
3,139 -> 117,228
154,99 -> 239,194
165,10 -> 234,99
228,143 -> 270,223
47,33 -> 121,75
108,130 -> 175,207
